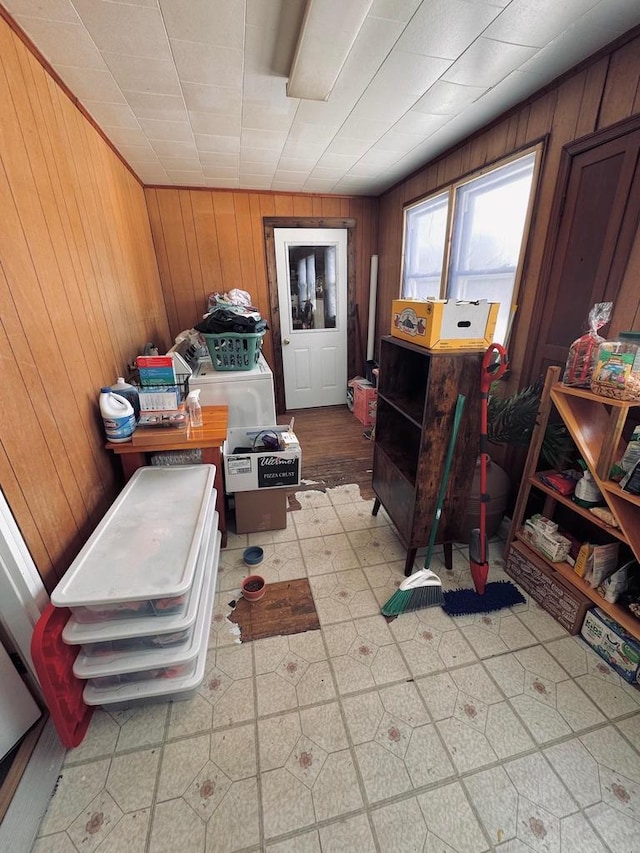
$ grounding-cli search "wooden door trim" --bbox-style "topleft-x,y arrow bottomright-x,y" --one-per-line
263,217 -> 357,414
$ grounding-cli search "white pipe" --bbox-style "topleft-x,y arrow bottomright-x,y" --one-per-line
366,254 -> 379,362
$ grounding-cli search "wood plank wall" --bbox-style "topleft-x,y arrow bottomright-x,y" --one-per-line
376,29 -> 640,391
144,189 -> 379,375
0,16 -> 170,592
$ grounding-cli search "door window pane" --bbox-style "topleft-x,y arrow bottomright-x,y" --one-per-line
287,245 -> 338,331
401,192 -> 448,300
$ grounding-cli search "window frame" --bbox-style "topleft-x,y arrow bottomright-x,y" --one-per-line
400,143 -> 544,345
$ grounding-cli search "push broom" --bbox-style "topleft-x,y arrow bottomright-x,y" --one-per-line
381,394 -> 466,617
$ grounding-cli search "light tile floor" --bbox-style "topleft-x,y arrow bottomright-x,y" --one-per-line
32,486 -> 640,853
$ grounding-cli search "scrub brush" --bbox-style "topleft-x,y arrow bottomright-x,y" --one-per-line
381,568 -> 444,616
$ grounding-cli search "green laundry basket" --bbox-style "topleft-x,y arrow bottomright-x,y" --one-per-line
202,331 -> 264,371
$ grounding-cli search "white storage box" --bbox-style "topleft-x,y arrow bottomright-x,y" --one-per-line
65,524 -> 220,657
224,426 -> 301,492
82,528 -> 217,707
52,466 -> 215,621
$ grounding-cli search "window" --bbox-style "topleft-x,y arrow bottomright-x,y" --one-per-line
401,149 -> 540,345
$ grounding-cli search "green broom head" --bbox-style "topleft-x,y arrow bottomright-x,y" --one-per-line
381,569 -> 444,616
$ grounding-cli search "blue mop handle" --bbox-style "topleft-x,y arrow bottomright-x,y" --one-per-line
424,394 -> 466,569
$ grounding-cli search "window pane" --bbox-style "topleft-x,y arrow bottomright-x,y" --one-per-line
401,192 -> 448,299
447,152 -> 536,344
287,245 -> 338,331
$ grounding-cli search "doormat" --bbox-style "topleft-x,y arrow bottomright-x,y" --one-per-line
228,578 -> 320,642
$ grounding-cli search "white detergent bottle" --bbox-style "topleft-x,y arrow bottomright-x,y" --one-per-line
187,389 -> 203,428
110,376 -> 140,420
99,388 -> 135,443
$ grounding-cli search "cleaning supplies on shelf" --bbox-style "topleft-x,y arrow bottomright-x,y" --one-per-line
187,389 -> 203,428
99,388 -> 135,443
573,461 -> 603,508
110,376 -> 140,420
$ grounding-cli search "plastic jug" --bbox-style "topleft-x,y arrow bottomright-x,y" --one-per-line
573,462 -> 603,508
110,377 -> 140,420
99,388 -> 135,443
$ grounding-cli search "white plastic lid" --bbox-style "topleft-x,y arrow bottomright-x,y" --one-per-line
52,466 -> 215,607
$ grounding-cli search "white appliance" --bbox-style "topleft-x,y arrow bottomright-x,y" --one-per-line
168,338 -> 276,428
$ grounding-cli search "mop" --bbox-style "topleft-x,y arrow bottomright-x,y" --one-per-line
443,345 -> 525,616
381,394 -> 466,616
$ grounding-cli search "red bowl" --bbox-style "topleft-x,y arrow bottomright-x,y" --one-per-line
241,575 -> 266,602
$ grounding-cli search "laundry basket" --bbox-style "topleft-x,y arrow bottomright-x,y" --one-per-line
202,331 -> 264,371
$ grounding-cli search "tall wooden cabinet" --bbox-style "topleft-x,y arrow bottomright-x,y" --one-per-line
372,336 -> 482,574
507,366 -> 640,640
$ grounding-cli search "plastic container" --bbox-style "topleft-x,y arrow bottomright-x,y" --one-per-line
51,466 -> 215,620
99,388 -> 135,443
111,377 -> 140,420
202,331 -> 264,371
590,333 -> 640,401
63,522 -> 220,655
187,389 -> 203,427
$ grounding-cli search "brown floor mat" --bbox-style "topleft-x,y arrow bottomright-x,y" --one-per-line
228,578 -> 320,642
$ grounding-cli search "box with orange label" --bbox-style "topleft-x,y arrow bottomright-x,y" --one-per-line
391,299 -> 499,350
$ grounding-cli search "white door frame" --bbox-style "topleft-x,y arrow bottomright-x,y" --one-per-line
264,217 -> 357,414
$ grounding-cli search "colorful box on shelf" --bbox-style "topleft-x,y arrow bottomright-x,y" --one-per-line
391,298 -> 499,351
523,514 -> 572,562
136,355 -> 176,386
581,607 -> 640,683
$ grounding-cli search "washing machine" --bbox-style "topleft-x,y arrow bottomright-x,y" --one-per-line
168,338 -> 277,428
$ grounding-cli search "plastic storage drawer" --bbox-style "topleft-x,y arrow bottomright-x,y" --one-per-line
52,466 -> 215,621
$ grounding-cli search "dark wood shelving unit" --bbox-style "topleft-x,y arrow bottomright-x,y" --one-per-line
372,336 -> 483,574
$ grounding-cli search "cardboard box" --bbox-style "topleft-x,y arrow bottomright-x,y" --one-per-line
352,379 -> 377,426
234,488 -> 287,534
581,608 -> 640,683
224,426 -> 301,492
391,298 -> 499,350
505,541 -> 592,634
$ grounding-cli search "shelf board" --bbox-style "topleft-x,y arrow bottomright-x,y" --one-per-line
377,391 -> 423,429
374,440 -> 417,489
514,531 -> 640,640
529,474 -> 629,543
601,480 -> 640,507
551,382 -> 640,409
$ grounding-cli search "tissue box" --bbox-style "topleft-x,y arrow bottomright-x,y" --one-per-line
581,608 -> 640,683
391,299 -> 499,351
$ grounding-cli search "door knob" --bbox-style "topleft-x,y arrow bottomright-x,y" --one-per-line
283,338 -> 290,345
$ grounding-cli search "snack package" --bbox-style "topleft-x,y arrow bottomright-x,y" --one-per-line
598,559 -> 635,603
562,302 -> 612,387
586,542 -> 620,588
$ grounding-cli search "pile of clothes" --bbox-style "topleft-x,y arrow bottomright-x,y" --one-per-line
195,289 -> 269,335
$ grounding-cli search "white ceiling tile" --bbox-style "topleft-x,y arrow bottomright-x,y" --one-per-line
103,126 -> 151,147
325,137 -> 371,156
346,162 -> 383,177
240,148 -> 281,164
157,156 -> 202,169
198,151 -> 240,167
118,145 -> 160,164
485,0 -> 602,48
242,104 -> 297,132
582,0 -> 640,33
271,181 -> 304,190
181,82 -> 242,115
71,0 -> 172,60
442,37 -> 538,87
277,157 -> 319,171
14,18 -> 106,68
391,111 -> 451,134
202,165 -> 240,179
294,101 -> 349,129
285,123 -> 336,145
170,39 -> 243,88
194,134 -> 241,154
304,179 -> 339,191
413,80 -> 487,115
84,101 -> 141,129
165,171 -> 206,184
240,129 -> 288,150
126,91 -> 188,121
137,118 -> 194,142
330,16 -> 407,103
133,167 -> 170,184
356,51 -> 451,118
151,139 -> 198,158
273,170 -> 312,181
4,0 -> 79,23
368,0 -> 423,23
280,140 -> 327,159
397,0 -> 501,59
373,129 -> 423,152
309,167 -> 347,179
103,52 -> 181,96
55,66 -> 126,103
237,176 -> 272,188
316,152 -> 360,169
158,0 -> 245,48
357,148 -> 402,166
107,0 -> 159,7
238,162 -> 276,175
189,112 -> 242,137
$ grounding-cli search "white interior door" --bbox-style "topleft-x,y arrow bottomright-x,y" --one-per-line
275,228 -> 348,409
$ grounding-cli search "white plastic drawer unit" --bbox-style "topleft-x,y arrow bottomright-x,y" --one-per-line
52,465 -> 216,621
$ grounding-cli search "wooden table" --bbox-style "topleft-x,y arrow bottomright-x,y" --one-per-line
106,405 -> 228,546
